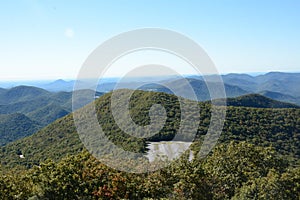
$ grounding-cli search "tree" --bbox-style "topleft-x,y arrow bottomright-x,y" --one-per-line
203,141 -> 288,199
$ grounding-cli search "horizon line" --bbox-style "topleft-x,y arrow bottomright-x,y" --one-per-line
1,70 -> 300,82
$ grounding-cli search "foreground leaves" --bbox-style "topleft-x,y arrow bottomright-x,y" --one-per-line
0,141 -> 299,199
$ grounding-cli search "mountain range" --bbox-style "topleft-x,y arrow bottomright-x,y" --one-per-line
0,89 -> 299,169
0,71 -> 299,148
220,72 -> 300,104
96,72 -> 300,105
1,72 -> 299,104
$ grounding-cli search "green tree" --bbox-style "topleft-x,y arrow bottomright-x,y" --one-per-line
203,141 -> 288,199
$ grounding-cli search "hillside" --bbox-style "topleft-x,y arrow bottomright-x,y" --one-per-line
27,103 -> 69,125
255,72 -> 300,96
0,86 -> 50,105
0,86 -> 104,124
0,89 -> 299,169
0,87 -> 7,95
0,113 -> 41,146
0,86 -> 104,146
214,94 -> 299,108
259,90 -> 300,105
0,96 -> 69,125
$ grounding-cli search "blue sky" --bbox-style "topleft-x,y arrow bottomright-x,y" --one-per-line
0,0 -> 299,80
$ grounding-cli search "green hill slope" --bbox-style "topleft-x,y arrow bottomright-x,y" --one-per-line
0,113 -> 41,146
214,94 -> 299,108
0,86 -> 50,104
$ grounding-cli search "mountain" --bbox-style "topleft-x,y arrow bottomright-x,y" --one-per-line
0,87 -> 7,95
215,94 -> 299,108
140,78 -> 250,101
97,81 -> 154,93
220,72 -> 300,103
221,73 -> 257,92
42,72 -> 300,105
259,90 -> 300,105
26,103 -> 69,125
41,79 -> 76,92
0,86 -> 104,146
0,113 -> 41,146
256,72 -> 300,96
0,86 -> 104,125
97,78 -> 249,101
0,89 -> 299,169
0,86 -> 50,105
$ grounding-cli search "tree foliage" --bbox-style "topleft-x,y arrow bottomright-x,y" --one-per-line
0,142 -> 299,199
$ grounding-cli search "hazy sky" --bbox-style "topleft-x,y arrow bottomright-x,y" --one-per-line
0,0 -> 299,80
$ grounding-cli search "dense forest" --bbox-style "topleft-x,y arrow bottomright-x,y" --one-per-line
0,113 -> 41,146
0,89 -> 299,199
0,142 -> 299,199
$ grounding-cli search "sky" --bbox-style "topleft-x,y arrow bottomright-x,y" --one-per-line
0,0 -> 300,80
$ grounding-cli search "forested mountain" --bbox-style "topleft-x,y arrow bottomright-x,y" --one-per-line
0,86 -> 103,146
0,86 -> 50,105
0,113 -> 41,146
214,94 -> 299,108
0,88 -> 7,95
0,83 -> 298,150
0,86 -> 102,122
1,89 -> 299,169
0,96 -> 69,126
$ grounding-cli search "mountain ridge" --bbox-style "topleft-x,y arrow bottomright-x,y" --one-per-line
214,93 -> 299,108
